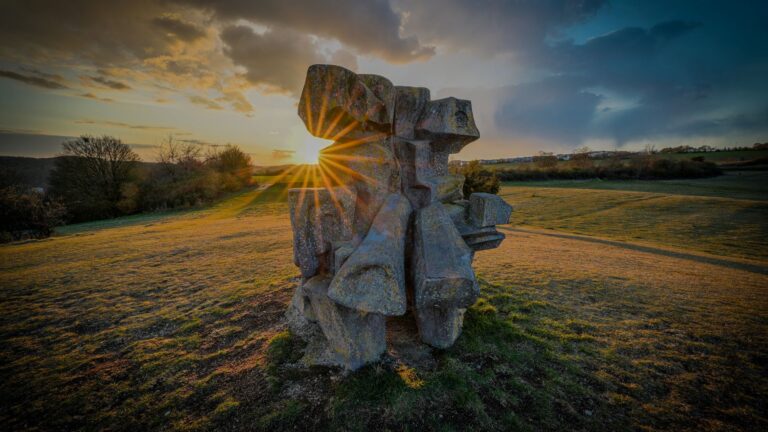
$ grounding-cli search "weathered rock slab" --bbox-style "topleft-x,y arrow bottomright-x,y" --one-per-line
469,192 -> 513,227
288,187 -> 356,278
328,193 -> 411,316
415,306 -> 466,349
303,275 -> 386,370
412,203 -> 478,311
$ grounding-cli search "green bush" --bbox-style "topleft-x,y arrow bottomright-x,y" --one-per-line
496,156 -> 721,181
452,160 -> 501,195
138,142 -> 254,211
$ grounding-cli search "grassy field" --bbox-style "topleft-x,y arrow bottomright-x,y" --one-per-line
482,149 -> 768,171
1,173 -> 766,431
500,171 -> 768,261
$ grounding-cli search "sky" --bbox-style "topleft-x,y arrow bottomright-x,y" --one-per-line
0,0 -> 766,165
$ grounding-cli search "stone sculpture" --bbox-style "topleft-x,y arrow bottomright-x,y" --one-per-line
286,64 -> 513,370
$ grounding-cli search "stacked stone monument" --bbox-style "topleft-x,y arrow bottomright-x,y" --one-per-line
286,65 -> 512,370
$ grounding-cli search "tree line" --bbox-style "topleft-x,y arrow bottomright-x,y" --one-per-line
1,135 -> 254,242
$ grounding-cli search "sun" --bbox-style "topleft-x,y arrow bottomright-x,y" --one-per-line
299,131 -> 331,164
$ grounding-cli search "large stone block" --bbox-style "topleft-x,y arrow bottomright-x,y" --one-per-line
469,192 -> 513,227
416,97 -> 480,155
320,137 -> 399,236
395,138 -> 464,207
461,226 -> 506,251
288,187 -> 356,278
286,286 -> 318,339
328,193 -> 411,316
412,203 -> 479,310
303,275 -> 387,370
394,86 -> 431,139
414,306 -> 466,349
359,74 -> 396,128
299,64 -> 392,140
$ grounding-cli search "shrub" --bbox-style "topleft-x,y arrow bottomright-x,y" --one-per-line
0,186 -> 66,242
495,156 -> 721,181
452,160 -> 501,195
533,151 -> 558,168
139,140 -> 254,211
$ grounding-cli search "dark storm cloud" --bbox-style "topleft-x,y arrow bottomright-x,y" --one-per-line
489,11 -> 768,146
0,69 -> 69,89
178,0 -> 435,62
494,78 -> 602,141
649,20 -> 702,40
394,0 -> 607,56
0,1 -> 176,64
220,25 -> 326,95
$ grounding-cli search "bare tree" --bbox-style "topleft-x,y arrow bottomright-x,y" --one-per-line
156,135 -> 204,178
572,146 -> 593,168
48,135 -> 140,221
533,151 -> 558,168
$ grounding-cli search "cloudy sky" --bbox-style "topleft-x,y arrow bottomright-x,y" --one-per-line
0,0 -> 766,164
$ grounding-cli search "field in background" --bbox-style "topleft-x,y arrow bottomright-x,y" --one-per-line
481,149 -> 768,171
1,172 -> 766,431
500,171 -> 768,261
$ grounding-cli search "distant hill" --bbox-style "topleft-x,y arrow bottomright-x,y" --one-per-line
0,156 -> 161,189
0,156 -> 57,189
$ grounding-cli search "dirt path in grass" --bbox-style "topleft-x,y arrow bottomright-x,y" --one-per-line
499,226 -> 768,276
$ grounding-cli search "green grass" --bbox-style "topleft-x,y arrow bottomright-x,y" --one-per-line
483,149 -> 768,171
502,170 -> 768,201
1,173 -> 767,431
500,172 -> 768,261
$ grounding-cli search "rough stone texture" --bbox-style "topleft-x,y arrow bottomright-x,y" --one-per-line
328,193 -> 411,315
320,137 -> 399,236
416,97 -> 480,154
394,86 -> 431,139
298,64 -> 391,140
303,276 -> 386,370
287,187 -> 356,278
414,306 -> 466,349
469,192 -> 513,227
412,203 -> 478,310
285,64 -> 513,370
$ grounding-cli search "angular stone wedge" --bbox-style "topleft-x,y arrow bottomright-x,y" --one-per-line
395,138 -> 464,206
328,193 -> 412,316
303,275 -> 386,370
416,97 -> 480,154
412,203 -> 479,310
394,86 -> 431,139
286,287 -> 319,339
299,64 -> 391,140
321,137 -> 399,236
415,306 -> 466,349
288,187 -> 356,278
469,192 -> 513,227
359,74 -> 396,128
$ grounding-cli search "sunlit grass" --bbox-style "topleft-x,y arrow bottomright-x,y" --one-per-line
0,173 -> 766,431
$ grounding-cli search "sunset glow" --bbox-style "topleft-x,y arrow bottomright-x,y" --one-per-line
0,1 -> 765,164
